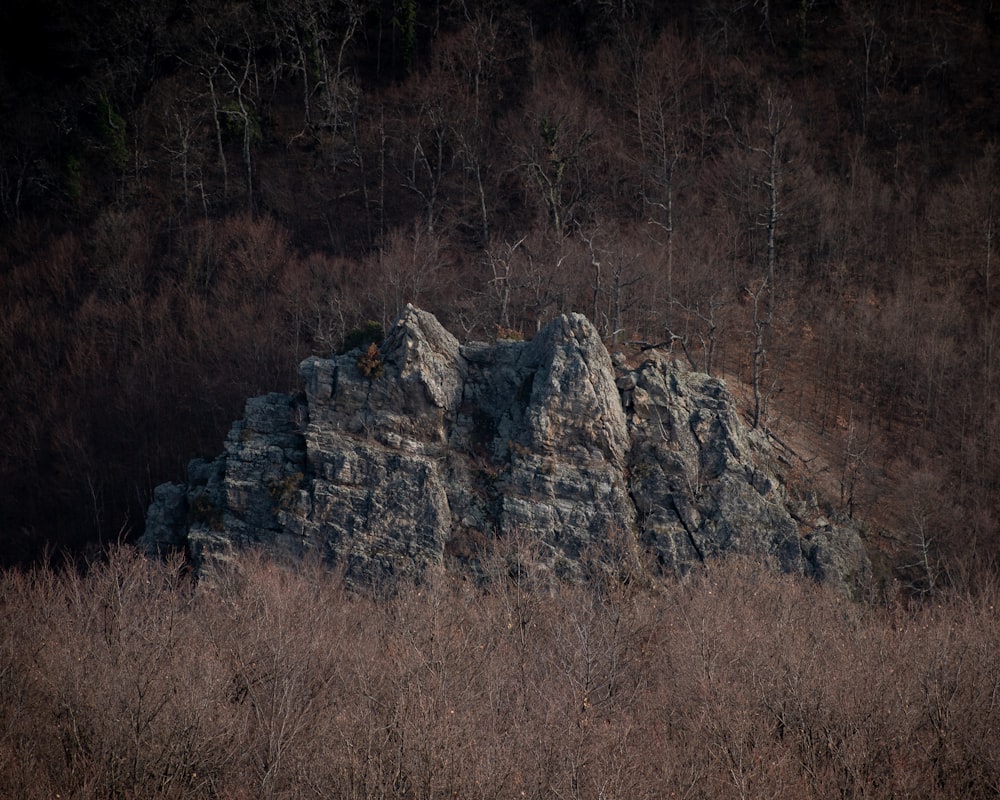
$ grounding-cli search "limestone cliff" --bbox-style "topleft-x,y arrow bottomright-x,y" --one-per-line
141,305 -> 870,593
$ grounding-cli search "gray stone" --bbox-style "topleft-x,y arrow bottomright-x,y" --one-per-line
141,306 -> 870,593
625,353 -> 805,576
141,482 -> 189,554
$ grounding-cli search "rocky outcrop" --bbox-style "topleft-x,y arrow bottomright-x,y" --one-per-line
141,304 -> 870,594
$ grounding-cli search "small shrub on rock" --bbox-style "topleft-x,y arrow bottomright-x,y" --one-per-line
357,342 -> 384,379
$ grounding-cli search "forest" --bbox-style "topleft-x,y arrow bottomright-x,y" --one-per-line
2,3 -> 1000,796
2,548 -> 1000,798
0,0 -> 999,591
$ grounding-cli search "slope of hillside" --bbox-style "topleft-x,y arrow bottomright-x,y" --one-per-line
0,1 -> 997,590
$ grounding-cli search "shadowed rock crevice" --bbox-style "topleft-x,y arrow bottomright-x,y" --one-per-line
142,305 -> 870,594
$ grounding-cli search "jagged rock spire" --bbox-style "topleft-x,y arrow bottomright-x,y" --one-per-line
141,306 -> 870,594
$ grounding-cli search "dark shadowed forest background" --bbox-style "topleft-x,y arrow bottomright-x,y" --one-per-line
1,0 -> 999,586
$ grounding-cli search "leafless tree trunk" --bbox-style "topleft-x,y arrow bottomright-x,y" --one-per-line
750,91 -> 786,429
207,70 -> 229,200
487,236 -> 526,330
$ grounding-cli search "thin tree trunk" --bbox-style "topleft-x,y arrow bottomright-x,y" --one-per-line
208,72 -> 229,199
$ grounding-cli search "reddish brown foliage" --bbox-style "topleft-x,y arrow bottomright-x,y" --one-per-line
2,550 -> 999,799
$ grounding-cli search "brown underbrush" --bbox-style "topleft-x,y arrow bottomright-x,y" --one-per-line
2,548 -> 998,799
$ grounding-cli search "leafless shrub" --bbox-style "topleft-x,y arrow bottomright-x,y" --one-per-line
2,549 -> 999,798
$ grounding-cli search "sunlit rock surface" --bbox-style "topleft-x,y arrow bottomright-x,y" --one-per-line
142,304 -> 870,593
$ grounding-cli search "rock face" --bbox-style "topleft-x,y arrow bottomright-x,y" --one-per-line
141,305 -> 870,594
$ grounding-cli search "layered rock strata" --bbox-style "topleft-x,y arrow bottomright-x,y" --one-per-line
142,305 -> 870,593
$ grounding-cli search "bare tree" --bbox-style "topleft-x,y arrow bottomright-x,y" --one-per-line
486,235 -> 526,331
627,30 -> 701,325
738,88 -> 789,429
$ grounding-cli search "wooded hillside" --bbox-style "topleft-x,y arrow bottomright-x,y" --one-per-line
1,0 -> 998,587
